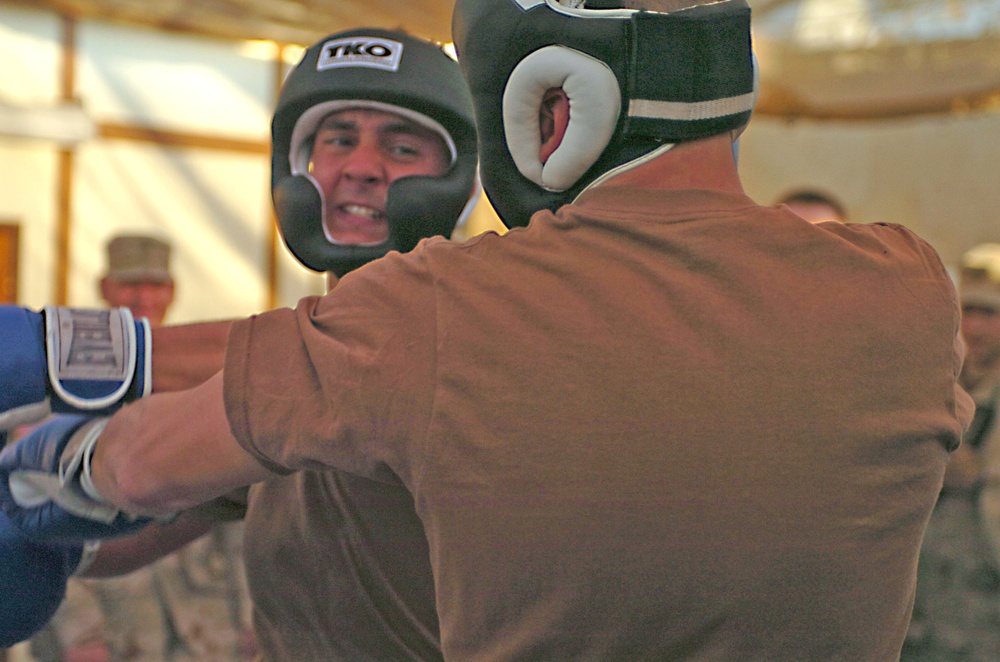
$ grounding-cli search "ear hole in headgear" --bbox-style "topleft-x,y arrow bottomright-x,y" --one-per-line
503,45 -> 621,192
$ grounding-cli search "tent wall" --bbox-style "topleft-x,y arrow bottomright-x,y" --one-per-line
740,112 -> 1000,269
0,5 -> 503,322
0,5 -> 319,323
3,2 -> 999,323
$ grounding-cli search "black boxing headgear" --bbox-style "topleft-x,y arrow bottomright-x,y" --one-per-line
453,0 -> 757,227
272,29 -> 479,275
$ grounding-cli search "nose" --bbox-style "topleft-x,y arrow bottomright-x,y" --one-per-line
341,142 -> 387,185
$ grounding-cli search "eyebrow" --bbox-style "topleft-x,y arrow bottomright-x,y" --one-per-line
316,117 -> 432,139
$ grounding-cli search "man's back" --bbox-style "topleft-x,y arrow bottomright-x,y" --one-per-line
232,186 -> 970,660
6,0 -> 969,658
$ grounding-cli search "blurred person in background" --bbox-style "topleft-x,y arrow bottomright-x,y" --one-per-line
775,188 -> 847,224
98,235 -> 176,327
903,243 -> 1000,662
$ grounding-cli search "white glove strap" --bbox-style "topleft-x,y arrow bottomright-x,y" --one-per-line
6,419 -> 111,521
73,540 -> 103,576
50,417 -> 122,525
63,418 -> 177,526
66,418 -> 110,504
9,465 -> 119,529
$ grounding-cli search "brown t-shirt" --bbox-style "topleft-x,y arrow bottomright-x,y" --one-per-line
226,187 -> 972,661
243,472 -> 441,661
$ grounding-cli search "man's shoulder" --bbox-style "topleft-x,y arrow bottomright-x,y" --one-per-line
827,221 -> 947,267
383,230 -> 509,275
833,220 -> 927,243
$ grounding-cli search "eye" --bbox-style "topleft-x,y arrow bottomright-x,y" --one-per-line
315,130 -> 356,149
387,140 -> 423,160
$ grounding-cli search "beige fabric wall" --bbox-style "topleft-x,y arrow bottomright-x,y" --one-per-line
3,1 -> 997,312
739,110 -> 1000,271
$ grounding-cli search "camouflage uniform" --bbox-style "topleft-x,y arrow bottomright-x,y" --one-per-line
902,376 -> 1000,661
30,522 -> 254,662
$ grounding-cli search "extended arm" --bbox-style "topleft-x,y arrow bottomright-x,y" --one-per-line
0,313 -> 267,537
0,323 -> 255,647
150,320 -> 232,392
80,510 -> 215,577
92,372 -> 271,517
78,319 -> 238,571
81,486 -> 246,577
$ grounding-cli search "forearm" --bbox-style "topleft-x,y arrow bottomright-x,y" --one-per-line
91,372 -> 272,516
81,488 -> 247,577
81,510 -> 215,577
151,320 -> 233,392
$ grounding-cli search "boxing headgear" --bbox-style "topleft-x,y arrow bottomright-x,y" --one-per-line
453,0 -> 757,227
272,29 -> 479,275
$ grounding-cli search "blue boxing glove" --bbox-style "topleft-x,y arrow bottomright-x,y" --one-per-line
0,305 -> 151,430
0,415 -> 161,543
0,509 -> 95,647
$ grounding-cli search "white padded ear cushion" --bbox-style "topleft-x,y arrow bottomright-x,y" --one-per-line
503,46 -> 621,192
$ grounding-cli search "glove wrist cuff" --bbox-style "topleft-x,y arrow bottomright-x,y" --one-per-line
55,417 -> 121,524
71,418 -> 111,504
73,540 -> 103,576
44,306 -> 149,413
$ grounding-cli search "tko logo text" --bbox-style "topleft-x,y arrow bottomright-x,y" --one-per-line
317,37 -> 404,72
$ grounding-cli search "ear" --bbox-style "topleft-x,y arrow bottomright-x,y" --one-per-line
503,45 -> 620,192
98,277 -> 111,304
539,88 -> 570,164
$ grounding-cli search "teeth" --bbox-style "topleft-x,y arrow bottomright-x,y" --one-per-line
343,204 -> 382,219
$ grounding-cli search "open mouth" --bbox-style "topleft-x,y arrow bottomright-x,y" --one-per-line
325,202 -> 390,244
340,204 -> 384,220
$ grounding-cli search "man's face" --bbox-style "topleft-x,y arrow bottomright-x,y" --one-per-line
309,108 -> 451,245
100,278 -> 175,328
961,304 -> 1000,369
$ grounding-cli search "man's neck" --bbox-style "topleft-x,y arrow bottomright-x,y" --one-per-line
593,134 -> 745,195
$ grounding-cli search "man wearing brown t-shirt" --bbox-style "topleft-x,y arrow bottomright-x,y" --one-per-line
2,1 -> 973,660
